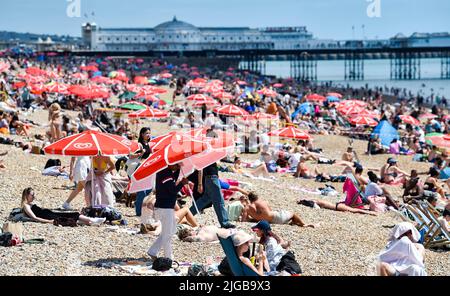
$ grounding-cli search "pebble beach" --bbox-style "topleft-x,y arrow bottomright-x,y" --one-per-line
0,94 -> 448,276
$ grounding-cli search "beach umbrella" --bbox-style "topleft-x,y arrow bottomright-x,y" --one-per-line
399,115 -> 420,126
419,113 -> 438,120
29,83 -> 46,95
160,73 -> 173,79
128,107 -> 169,119
327,92 -> 343,98
129,131 -> 234,194
68,85 -> 110,100
134,76 -> 149,85
243,112 -> 277,121
326,96 -> 341,103
192,100 -> 219,108
237,80 -> 247,86
213,104 -> 249,116
0,61 -> 10,73
45,82 -> 69,95
186,94 -> 212,102
273,83 -> 283,88
129,138 -> 209,193
71,73 -> 88,80
425,134 -> 450,150
119,101 -> 147,111
358,109 -> 379,117
80,65 -> 98,72
257,88 -> 278,98
212,92 -> 233,100
348,115 -> 378,127
298,102 -> 313,115
305,93 -> 326,103
200,85 -> 223,94
338,99 -> 367,108
338,105 -> 365,116
26,67 -> 47,77
43,130 -> 139,156
268,126 -> 311,140
137,94 -> 159,102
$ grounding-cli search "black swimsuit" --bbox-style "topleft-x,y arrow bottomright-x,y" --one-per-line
30,204 -> 80,220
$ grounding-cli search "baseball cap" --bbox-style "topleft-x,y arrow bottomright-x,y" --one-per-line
251,220 -> 271,234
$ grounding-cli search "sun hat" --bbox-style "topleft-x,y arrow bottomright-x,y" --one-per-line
389,222 -> 421,243
231,230 -> 254,247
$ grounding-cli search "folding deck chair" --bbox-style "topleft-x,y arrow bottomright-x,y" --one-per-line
343,174 -> 367,208
415,201 -> 450,249
218,235 -> 259,277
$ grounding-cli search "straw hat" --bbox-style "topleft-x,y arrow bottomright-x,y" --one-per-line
231,230 -> 254,247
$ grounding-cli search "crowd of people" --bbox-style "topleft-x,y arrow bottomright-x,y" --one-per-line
0,53 -> 449,276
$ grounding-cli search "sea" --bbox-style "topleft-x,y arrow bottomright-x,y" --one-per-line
261,58 -> 450,99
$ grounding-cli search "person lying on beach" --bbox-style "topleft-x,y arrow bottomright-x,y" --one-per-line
141,194 -> 199,228
380,158 -> 409,185
378,222 -> 426,276
297,198 -> 377,215
21,187 -> 106,226
177,225 -> 235,243
240,192 -> 315,227
228,156 -> 273,179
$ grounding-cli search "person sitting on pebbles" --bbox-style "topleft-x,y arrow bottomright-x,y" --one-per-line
377,222 -> 426,276
21,187 -> 106,226
240,192 -> 316,228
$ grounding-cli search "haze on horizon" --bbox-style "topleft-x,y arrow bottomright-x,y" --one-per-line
1,0 -> 449,40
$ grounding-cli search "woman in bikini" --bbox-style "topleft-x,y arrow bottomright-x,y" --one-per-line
48,103 -> 62,142
381,158 -> 409,185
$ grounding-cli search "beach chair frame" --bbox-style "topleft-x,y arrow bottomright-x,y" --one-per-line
415,201 -> 450,249
217,235 -> 259,277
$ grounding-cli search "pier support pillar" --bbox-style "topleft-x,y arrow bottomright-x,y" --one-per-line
290,53 -> 317,81
390,52 -> 421,80
240,53 -> 265,75
441,51 -> 450,79
344,51 -> 364,80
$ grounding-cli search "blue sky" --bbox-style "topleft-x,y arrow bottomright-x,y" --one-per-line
1,0 -> 449,40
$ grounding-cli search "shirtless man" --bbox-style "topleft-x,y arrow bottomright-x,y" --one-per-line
240,192 -> 315,227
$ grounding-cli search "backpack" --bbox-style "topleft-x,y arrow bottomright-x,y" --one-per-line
82,206 -> 122,222
218,257 -> 233,276
187,264 -> 209,276
53,217 -> 78,227
0,232 -> 13,247
276,251 -> 302,275
44,159 -> 61,169
152,257 -> 178,272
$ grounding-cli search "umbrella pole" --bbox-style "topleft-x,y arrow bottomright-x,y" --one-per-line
90,157 -> 95,207
181,171 -> 202,223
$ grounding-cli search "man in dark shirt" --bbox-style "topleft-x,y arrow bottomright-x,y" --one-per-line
148,164 -> 188,260
189,128 -> 235,229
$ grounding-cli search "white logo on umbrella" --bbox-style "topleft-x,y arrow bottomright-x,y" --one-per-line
142,155 -> 162,168
74,143 -> 93,149
121,139 -> 132,146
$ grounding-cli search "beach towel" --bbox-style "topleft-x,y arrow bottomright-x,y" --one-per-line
343,178 -> 365,209
84,171 -> 115,207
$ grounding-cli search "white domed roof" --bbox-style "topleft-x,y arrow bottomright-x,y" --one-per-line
154,16 -> 199,33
